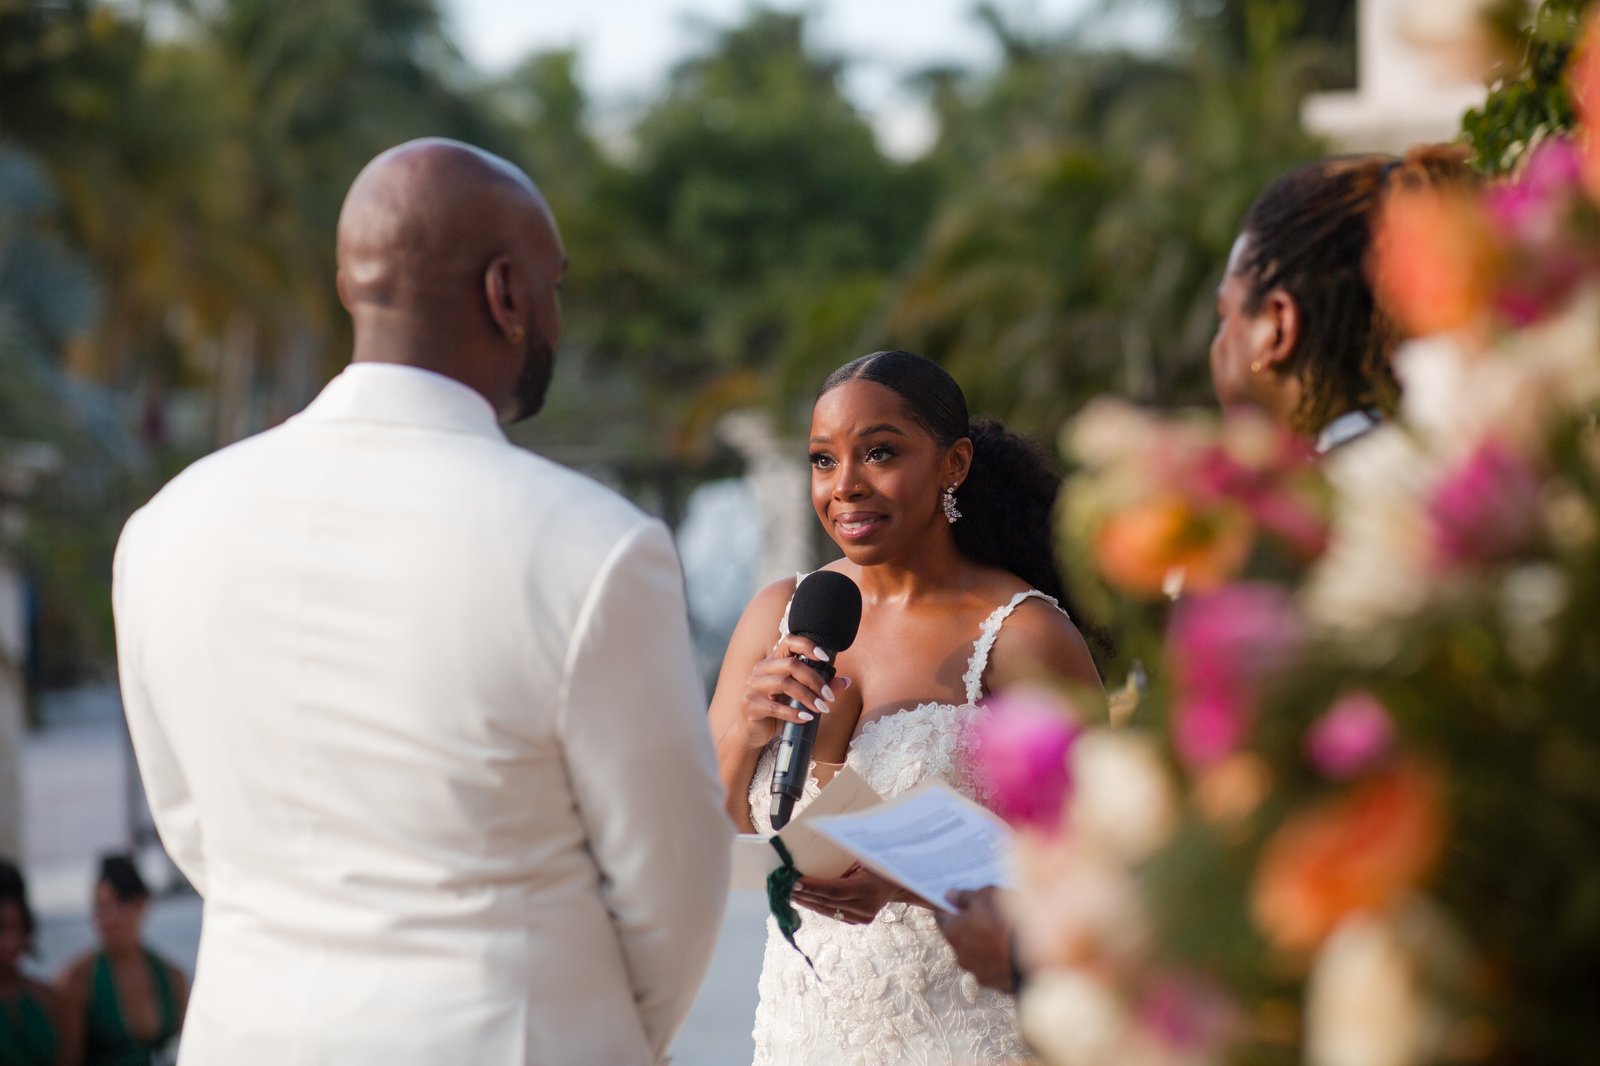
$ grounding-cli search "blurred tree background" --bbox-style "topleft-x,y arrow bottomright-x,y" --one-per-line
0,0 -> 1359,683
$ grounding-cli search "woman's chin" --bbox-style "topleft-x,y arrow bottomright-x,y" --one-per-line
832,536 -> 901,567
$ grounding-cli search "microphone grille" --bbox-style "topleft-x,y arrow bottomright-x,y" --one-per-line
786,570 -> 863,654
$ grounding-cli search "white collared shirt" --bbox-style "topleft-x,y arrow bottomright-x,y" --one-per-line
1315,407 -> 1381,454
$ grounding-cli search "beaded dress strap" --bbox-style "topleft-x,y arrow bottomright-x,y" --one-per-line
961,590 -> 1064,704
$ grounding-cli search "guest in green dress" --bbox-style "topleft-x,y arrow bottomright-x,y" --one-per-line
1,859 -> 60,1066
57,857 -> 185,1066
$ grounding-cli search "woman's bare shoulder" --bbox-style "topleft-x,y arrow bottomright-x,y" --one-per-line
56,951 -> 96,993
988,595 -> 1102,691
161,958 -> 189,995
721,574 -> 802,659
21,975 -> 59,1009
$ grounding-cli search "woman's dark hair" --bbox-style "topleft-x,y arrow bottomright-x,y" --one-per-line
1238,144 -> 1474,437
820,350 -> 1107,652
97,854 -> 150,903
0,857 -> 35,939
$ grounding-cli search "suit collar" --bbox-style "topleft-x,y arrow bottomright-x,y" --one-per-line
1315,407 -> 1381,455
300,363 -> 505,440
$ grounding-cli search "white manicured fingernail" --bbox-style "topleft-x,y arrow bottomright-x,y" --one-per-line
812,647 -> 830,661
797,711 -> 814,722
816,701 -> 830,715
821,685 -> 836,702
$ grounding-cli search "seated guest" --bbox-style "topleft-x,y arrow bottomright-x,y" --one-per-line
1209,146 -> 1473,453
1,859 -> 60,1066
57,857 -> 186,1066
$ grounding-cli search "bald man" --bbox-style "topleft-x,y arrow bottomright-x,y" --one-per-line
111,140 -> 731,1066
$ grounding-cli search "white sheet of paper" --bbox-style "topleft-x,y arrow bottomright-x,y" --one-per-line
805,780 -> 1014,913
730,765 -> 885,891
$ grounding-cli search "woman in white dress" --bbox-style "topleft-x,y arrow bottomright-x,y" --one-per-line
708,350 -> 1104,1065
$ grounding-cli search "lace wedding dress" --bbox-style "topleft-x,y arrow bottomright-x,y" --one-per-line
747,589 -> 1058,1066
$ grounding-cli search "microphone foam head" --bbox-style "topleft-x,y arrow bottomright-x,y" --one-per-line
787,570 -> 863,654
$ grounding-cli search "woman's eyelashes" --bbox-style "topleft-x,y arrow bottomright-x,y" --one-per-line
809,443 -> 898,471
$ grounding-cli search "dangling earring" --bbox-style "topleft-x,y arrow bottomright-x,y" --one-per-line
507,325 -> 526,345
942,485 -> 962,524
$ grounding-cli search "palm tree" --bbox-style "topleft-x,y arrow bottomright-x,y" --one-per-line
0,141 -> 136,682
856,5 -> 1335,438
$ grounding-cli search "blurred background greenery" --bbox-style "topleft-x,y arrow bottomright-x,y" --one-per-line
0,0 -> 1360,689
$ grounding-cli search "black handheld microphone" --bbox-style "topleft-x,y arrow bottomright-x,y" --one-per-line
770,570 -> 863,830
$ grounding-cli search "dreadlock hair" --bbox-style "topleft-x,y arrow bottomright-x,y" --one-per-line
1238,144 -> 1475,438
819,350 -> 1109,653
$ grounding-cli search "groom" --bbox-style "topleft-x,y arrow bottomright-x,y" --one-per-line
112,139 -> 731,1065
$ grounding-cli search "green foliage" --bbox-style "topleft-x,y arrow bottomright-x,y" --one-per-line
0,142 -> 133,683
858,18 -> 1337,441
616,12 -> 935,416
1164,0 -> 1358,66
0,0 -> 1365,678
1465,0 -> 1598,173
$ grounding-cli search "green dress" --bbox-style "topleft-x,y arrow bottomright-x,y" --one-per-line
0,985 -> 57,1066
85,951 -> 180,1066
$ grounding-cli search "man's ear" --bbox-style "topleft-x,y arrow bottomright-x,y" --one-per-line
483,255 -> 523,340
1258,288 -> 1301,370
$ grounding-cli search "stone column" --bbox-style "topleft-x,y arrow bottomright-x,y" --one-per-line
716,410 -> 818,585
1303,0 -> 1494,152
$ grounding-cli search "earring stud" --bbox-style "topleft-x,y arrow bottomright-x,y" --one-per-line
507,325 -> 526,345
1250,360 -> 1263,373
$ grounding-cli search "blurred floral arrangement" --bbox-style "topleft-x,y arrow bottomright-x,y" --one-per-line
973,17 -> 1600,1066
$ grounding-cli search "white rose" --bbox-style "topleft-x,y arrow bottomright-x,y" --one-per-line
1306,903 -> 1461,1066
1019,969 -> 1128,1066
1009,835 -> 1147,972
1069,730 -> 1176,864
1304,427 -> 1439,652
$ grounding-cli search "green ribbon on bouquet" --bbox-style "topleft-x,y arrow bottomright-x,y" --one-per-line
766,837 -> 816,974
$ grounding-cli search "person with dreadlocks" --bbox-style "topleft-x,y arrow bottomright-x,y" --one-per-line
1209,145 -> 1474,453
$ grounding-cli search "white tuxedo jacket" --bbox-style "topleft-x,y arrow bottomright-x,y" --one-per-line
113,364 -> 732,1065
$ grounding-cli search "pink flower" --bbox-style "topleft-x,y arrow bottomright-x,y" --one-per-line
1168,584 -> 1304,768
1190,439 -> 1328,559
1135,970 -> 1237,1052
1486,138 -> 1583,240
971,688 -> 1084,830
1484,140 -> 1595,324
1429,438 -> 1543,569
1173,689 -> 1252,771
1526,136 -> 1585,191
1306,692 -> 1395,779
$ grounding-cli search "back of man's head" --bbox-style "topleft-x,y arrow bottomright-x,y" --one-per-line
335,138 -> 567,422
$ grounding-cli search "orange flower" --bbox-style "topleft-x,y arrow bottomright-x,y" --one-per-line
1194,753 -> 1272,829
1372,186 -> 1498,336
1252,763 -> 1446,956
1092,495 -> 1253,599
1572,11 -> 1600,201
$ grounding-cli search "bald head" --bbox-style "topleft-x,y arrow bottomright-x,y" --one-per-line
336,138 -> 567,421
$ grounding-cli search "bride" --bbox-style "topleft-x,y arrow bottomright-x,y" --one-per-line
707,350 -> 1103,1065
